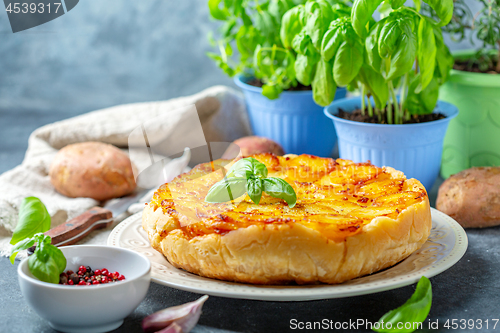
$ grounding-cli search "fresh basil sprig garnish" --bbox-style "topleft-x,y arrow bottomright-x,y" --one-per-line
205,157 -> 297,208
10,196 -> 51,245
10,197 -> 67,284
373,276 -> 432,333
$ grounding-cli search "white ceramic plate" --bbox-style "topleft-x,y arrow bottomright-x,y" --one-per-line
108,208 -> 467,301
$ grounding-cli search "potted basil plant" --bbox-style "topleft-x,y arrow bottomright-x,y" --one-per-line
319,0 -> 459,190
425,0 -> 500,178
207,0 -> 348,157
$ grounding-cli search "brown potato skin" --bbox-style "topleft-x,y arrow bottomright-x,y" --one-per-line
437,167 -> 500,228
49,142 -> 137,201
222,136 -> 285,159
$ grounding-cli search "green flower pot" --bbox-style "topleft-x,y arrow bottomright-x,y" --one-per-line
439,50 -> 500,179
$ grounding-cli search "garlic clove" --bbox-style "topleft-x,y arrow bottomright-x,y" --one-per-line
155,322 -> 182,333
142,295 -> 209,333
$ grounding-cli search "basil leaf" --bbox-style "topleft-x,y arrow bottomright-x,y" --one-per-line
378,18 -> 402,59
295,54 -> 317,86
263,177 -> 297,208
253,10 -> 277,40
9,237 -> 35,264
205,177 -> 248,203
262,84 -> 281,100
321,25 -> 343,62
422,0 -> 453,26
269,0 -> 293,25
386,21 -> 417,80
416,18 -> 436,93
28,242 -> 67,284
227,157 -> 268,179
312,58 -> 337,107
280,5 -> 304,49
292,29 -> 310,55
333,40 -> 364,87
365,19 -> 384,73
432,23 -> 453,83
373,276 -> 432,333
208,0 -> 230,21
305,0 -> 336,50
305,10 -> 327,51
246,178 -> 264,205
359,65 -> 388,110
390,0 -> 405,10
351,0 -> 384,38
10,197 -> 51,245
407,74 -> 439,115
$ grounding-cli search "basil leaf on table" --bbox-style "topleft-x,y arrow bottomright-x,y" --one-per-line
246,178 -> 264,205
29,240 -> 67,284
205,177 -> 248,203
373,276 -> 432,333
9,237 -> 36,264
312,58 -> 337,107
416,18 -> 436,93
10,197 -> 51,245
263,177 -> 297,208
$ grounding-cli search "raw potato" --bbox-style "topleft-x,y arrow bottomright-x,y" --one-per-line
50,142 -> 137,201
221,136 -> 285,159
436,167 -> 500,228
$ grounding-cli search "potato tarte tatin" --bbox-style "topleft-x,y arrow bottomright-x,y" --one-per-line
142,154 -> 431,284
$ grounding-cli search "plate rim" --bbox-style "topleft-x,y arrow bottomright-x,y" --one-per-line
108,208 -> 468,301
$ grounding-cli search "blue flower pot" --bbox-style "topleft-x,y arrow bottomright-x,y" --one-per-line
324,97 -> 458,190
235,76 -> 347,157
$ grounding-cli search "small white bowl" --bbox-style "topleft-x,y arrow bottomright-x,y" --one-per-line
18,245 -> 151,333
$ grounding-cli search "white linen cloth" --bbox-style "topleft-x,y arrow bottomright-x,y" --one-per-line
0,86 -> 250,257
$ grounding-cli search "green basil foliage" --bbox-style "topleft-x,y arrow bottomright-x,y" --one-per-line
209,0 -> 454,119
346,0 -> 454,123
10,197 -> 51,245
208,0 -> 308,99
207,0 -> 352,101
9,197 -> 67,284
205,157 -> 297,208
423,0 -> 500,73
373,276 -> 432,333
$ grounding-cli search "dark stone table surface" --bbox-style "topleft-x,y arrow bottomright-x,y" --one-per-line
1,108 -> 499,333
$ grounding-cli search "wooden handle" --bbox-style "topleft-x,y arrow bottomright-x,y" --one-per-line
45,207 -> 113,247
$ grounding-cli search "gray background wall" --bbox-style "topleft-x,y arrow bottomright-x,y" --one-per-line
0,0 -> 480,172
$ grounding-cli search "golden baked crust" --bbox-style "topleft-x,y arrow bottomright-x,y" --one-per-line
142,154 -> 431,284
